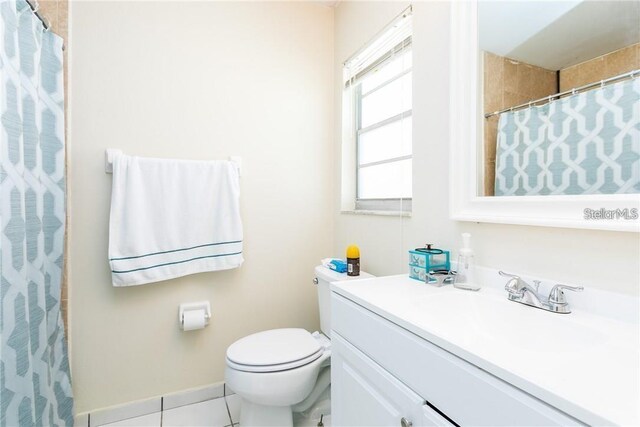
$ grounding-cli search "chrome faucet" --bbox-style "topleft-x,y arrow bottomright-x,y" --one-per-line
425,269 -> 456,287
499,271 -> 583,314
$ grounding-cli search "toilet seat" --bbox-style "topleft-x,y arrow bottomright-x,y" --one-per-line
226,328 -> 325,373
227,349 -> 324,373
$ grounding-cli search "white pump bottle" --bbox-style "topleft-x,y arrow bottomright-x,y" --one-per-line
454,233 -> 481,291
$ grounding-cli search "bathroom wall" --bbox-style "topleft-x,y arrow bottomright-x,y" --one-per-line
333,3 -> 639,296
68,1 -> 334,413
482,52 -> 557,196
560,43 -> 640,91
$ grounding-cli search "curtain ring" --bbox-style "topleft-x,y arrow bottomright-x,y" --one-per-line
42,16 -> 51,31
600,80 -> 605,88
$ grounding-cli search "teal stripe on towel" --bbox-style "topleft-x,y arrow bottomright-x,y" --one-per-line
109,240 -> 243,261
112,251 -> 243,274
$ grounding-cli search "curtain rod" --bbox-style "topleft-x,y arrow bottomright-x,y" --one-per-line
484,68 -> 639,119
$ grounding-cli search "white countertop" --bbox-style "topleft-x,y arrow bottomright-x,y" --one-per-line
331,274 -> 640,426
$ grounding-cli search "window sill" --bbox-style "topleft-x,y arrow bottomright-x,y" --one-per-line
340,209 -> 412,217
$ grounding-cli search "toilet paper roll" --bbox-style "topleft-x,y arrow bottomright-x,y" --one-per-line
182,309 -> 206,331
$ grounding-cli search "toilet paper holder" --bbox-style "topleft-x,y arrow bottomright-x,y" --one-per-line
179,301 -> 211,329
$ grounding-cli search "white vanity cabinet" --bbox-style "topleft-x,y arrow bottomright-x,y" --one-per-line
332,333 -> 454,427
331,292 -> 583,427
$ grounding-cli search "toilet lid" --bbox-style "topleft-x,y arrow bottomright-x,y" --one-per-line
226,328 -> 323,372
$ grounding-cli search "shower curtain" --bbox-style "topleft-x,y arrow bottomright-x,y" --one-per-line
0,0 -> 73,425
495,77 -> 640,196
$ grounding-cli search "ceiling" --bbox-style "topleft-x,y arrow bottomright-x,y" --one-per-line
479,0 -> 640,70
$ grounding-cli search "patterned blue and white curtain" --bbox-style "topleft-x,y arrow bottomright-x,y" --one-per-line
0,0 -> 73,425
495,77 -> 640,196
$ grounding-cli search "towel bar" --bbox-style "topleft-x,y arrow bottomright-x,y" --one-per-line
104,149 -> 123,173
104,149 -> 242,176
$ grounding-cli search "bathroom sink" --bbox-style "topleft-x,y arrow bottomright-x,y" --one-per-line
332,274 -> 640,427
413,290 -> 609,352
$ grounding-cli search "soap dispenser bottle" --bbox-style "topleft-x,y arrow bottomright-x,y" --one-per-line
454,233 -> 481,291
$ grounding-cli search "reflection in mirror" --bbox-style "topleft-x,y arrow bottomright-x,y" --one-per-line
479,1 -> 640,197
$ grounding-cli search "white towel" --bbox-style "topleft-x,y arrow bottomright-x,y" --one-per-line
108,153 -> 243,286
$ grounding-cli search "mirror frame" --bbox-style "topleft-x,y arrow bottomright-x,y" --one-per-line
449,1 -> 640,232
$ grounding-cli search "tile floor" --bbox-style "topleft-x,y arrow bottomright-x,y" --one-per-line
95,393 -> 329,427
97,394 -> 241,427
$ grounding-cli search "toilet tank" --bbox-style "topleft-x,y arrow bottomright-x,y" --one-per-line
314,265 -> 373,338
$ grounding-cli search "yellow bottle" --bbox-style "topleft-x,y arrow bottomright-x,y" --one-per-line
346,245 -> 360,276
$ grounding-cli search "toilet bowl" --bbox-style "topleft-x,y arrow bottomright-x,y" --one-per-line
225,265 -> 372,426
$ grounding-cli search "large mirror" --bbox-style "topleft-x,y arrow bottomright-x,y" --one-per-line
478,1 -> 640,197
449,1 -> 640,231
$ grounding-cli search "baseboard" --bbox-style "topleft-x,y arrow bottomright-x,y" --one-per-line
74,381 -> 234,427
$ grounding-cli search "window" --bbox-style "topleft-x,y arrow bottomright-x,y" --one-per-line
343,8 -> 413,212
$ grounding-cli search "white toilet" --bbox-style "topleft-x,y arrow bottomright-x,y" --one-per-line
225,265 -> 372,427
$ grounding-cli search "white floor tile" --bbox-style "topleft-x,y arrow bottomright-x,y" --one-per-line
98,412 -> 161,427
225,394 -> 241,424
163,397 -> 231,427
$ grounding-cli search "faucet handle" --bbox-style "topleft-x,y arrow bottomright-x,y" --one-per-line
500,271 -> 523,295
499,271 -> 520,279
549,284 -> 584,304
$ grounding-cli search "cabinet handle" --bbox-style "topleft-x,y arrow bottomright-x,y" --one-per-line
400,417 -> 412,427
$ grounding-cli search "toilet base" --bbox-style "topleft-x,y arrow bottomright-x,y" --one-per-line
300,388 -> 330,422
240,400 -> 293,427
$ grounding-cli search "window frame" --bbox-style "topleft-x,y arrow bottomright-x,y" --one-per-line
352,38 -> 413,212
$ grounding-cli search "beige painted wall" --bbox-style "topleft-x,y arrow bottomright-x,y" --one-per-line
68,1 -> 334,413
333,2 -> 639,297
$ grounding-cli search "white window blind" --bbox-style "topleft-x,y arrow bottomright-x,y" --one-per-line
343,7 -> 413,212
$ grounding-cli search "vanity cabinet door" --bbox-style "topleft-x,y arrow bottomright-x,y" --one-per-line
421,405 -> 456,427
332,293 -> 584,426
332,332 -> 454,427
